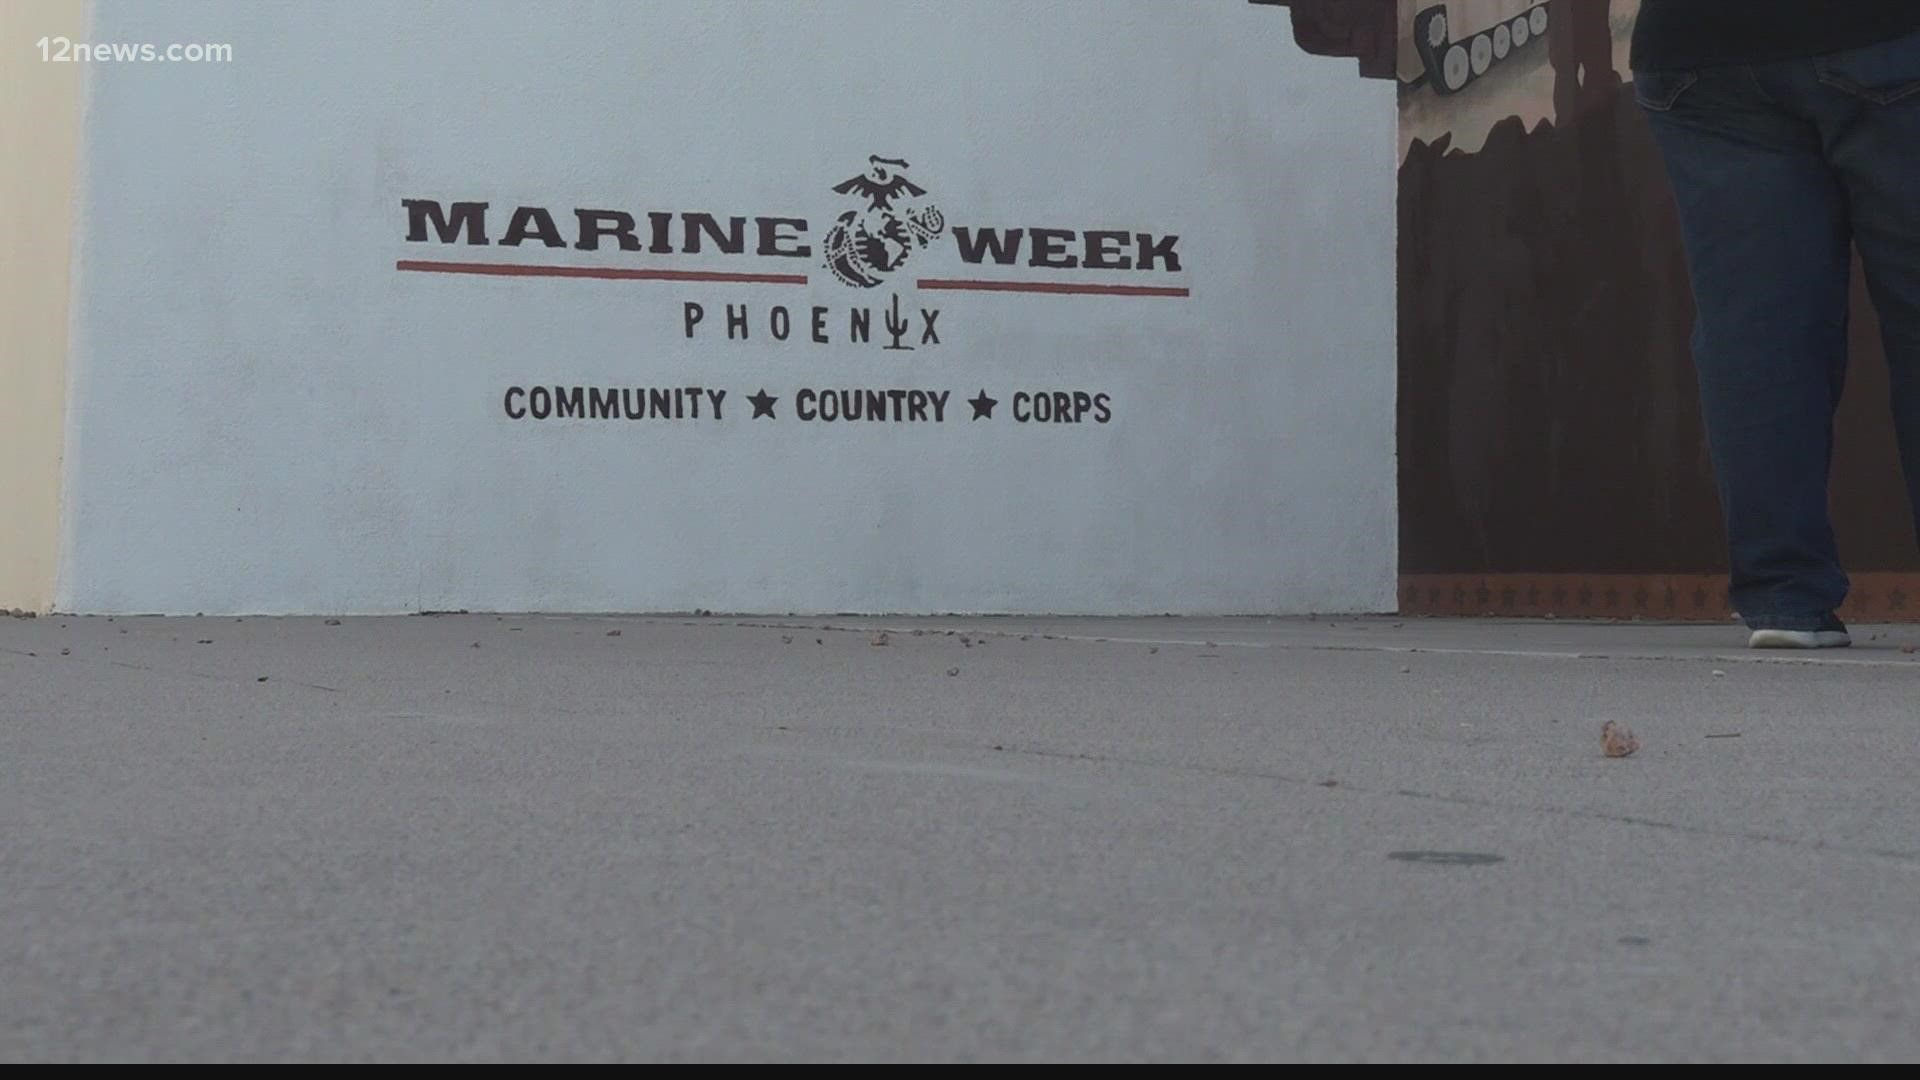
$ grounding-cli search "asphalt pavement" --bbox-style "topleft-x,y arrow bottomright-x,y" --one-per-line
5,613 -> 1919,1061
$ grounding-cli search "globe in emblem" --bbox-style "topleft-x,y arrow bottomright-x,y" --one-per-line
823,156 -> 945,288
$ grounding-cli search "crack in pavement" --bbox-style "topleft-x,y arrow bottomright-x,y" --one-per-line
984,743 -> 1920,867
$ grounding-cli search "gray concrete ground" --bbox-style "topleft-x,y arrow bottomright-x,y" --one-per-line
4,613 -> 1920,1062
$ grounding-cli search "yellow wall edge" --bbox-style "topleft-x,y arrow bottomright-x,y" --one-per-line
0,0 -> 87,612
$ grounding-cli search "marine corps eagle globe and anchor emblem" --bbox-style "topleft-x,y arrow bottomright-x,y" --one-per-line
822,155 -> 947,288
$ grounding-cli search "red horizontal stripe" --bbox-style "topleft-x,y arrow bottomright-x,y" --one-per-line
396,259 -> 808,285
915,278 -> 1190,297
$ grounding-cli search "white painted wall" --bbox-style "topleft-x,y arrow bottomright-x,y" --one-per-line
61,0 -> 1396,615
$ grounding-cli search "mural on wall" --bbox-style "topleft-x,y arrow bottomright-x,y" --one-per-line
1255,0 -> 1631,155
1395,0 -> 1634,158
1405,2 -> 1554,96
1255,0 -> 1920,618
61,0 -> 1398,615
398,151 -> 1187,429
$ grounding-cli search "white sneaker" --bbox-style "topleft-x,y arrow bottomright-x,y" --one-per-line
1748,617 -> 1851,649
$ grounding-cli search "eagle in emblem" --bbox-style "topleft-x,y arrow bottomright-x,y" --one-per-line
823,155 -> 946,288
833,156 -> 926,212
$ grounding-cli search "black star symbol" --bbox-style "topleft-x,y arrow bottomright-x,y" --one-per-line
968,390 -> 998,420
1890,588 -> 1909,610
748,389 -> 778,419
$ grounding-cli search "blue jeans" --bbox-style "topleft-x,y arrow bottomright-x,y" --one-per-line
1636,29 -> 1920,631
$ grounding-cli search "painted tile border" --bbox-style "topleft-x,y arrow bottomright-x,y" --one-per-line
1401,573 -> 1920,623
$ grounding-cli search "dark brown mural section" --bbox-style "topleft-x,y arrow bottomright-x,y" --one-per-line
1258,0 -> 1398,77
1253,0 -> 1920,620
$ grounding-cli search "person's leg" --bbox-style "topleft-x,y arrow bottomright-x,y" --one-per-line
1635,65 -> 1854,634
1806,28 -> 1920,551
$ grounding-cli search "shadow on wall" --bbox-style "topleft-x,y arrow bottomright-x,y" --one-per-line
1253,0 -> 1918,605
